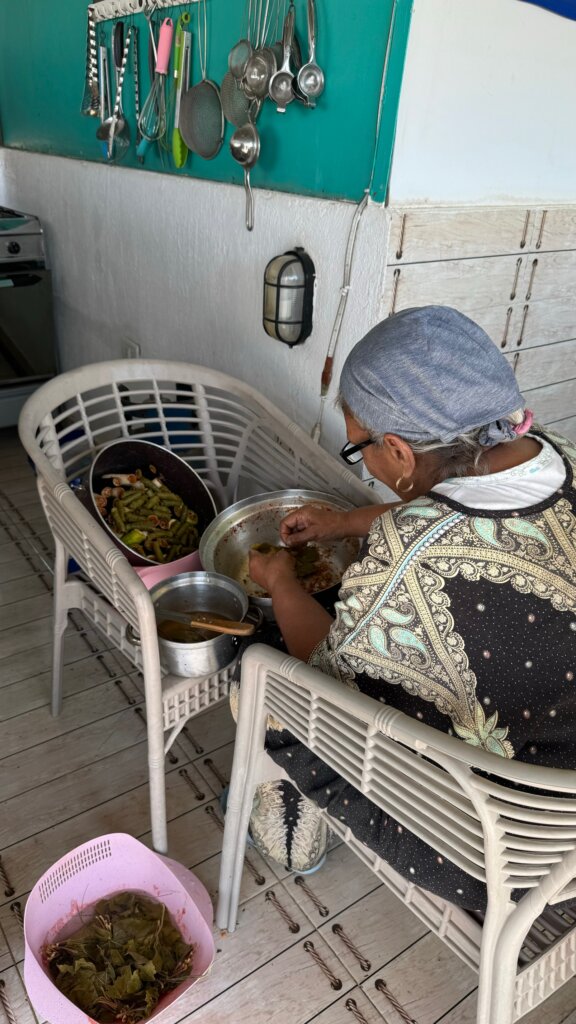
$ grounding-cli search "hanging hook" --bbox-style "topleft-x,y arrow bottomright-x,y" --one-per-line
145,0 -> 159,63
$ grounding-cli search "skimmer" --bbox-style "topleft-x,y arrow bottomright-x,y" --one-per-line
179,0 -> 224,160
221,71 -> 251,127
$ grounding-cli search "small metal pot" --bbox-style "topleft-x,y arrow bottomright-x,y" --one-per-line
149,571 -> 251,677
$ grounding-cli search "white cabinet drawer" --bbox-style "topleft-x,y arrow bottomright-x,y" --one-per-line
382,256 -> 525,313
508,300 -> 576,349
532,208 -> 576,254
546,416 -> 576,443
387,207 -> 534,264
505,338 -> 576,391
381,256 -> 526,345
523,378 -> 575,424
520,250 -> 576,303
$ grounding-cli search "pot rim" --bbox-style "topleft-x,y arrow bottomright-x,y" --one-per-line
150,570 -> 249,648
199,488 -> 359,602
89,439 -> 218,568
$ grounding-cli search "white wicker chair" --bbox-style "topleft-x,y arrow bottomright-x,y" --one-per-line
18,360 -> 373,854
217,644 -> 576,1024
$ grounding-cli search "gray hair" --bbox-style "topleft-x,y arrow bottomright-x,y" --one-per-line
338,396 -> 526,480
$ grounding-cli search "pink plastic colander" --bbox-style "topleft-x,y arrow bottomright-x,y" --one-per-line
134,550 -> 202,590
24,833 -> 215,1024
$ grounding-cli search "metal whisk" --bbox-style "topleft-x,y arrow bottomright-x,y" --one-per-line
138,17 -> 174,142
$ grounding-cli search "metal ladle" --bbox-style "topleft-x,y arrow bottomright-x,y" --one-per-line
268,4 -> 295,113
243,46 -> 276,101
229,108 -> 261,231
297,0 -> 324,105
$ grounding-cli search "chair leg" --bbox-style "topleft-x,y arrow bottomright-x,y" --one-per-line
216,650 -> 269,933
216,774 -> 253,933
51,539 -> 69,716
140,645 -> 168,855
476,902 -> 522,1024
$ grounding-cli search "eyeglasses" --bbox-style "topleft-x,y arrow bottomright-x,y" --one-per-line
339,438 -> 376,465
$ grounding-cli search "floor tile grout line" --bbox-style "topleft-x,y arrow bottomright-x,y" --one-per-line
279,874 -> 384,930
433,987 -> 478,1023
167,920 -> 345,1024
0,671 -> 143,727
0,656 -> 141,695
0,644 -> 137,689
0,754 -> 199,861
0,701 -> 148,773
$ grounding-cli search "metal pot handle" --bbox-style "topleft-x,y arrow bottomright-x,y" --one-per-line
245,604 -> 265,630
126,624 -> 141,646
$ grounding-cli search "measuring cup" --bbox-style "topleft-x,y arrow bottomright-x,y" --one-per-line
297,0 -> 324,105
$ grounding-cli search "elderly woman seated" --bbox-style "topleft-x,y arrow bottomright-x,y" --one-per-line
234,305 -> 575,908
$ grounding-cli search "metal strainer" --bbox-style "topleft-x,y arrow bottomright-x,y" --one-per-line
221,71 -> 251,128
178,0 -> 224,159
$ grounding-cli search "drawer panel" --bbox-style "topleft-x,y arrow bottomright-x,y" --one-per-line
545,416 -> 576,443
509,300 -> 576,349
505,338 -> 576,391
523,379 -> 575,425
387,208 -> 534,264
382,256 -> 525,315
532,208 -> 576,254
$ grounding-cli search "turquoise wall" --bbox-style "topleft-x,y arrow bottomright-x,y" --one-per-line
0,0 -> 412,202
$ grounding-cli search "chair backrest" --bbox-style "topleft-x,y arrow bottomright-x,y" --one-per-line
18,361 -> 374,633
19,360 -> 373,509
243,644 -> 576,910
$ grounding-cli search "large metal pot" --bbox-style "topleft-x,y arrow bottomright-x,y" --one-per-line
199,490 -> 360,619
149,571 -> 250,677
89,439 -> 218,567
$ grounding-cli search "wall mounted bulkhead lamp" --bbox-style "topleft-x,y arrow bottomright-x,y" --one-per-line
263,247 -> 316,346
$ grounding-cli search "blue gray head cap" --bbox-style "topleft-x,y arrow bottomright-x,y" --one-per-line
339,306 -> 527,448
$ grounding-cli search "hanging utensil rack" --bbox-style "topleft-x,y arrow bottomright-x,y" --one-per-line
89,0 -> 199,26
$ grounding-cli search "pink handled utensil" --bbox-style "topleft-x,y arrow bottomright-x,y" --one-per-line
138,17 -> 174,142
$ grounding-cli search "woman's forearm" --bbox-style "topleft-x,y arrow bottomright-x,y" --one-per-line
270,578 -> 334,662
343,503 -> 399,538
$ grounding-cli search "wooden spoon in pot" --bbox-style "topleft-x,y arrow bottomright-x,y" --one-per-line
161,608 -> 255,636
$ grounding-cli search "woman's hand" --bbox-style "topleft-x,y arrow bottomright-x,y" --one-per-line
248,546 -> 299,596
279,504 -> 348,547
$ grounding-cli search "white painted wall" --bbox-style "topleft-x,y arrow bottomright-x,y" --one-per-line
389,0 -> 576,205
2,3 -> 575,455
0,150 -> 389,452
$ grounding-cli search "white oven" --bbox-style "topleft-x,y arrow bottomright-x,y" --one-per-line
0,206 -> 58,427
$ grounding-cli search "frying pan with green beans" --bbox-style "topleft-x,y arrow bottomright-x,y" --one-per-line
89,440 -> 218,567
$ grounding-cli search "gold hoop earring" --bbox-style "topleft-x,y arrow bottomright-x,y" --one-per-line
395,476 -> 414,495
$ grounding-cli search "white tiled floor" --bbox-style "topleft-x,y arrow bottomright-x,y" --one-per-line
1,425 -> 576,1024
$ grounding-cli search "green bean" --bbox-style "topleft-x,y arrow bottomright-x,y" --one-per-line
99,463 -> 202,562
112,507 -> 126,533
118,489 -> 143,507
121,528 -> 147,546
174,520 -> 189,541
122,492 -> 147,511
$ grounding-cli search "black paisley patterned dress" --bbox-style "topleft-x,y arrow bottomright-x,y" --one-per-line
239,430 -> 576,908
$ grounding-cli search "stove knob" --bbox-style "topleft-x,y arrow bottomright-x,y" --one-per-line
7,241 -> 21,255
